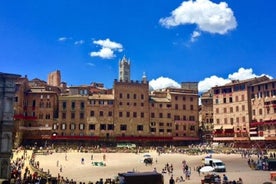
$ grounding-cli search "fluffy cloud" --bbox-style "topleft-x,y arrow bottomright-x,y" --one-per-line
198,67 -> 272,93
149,76 -> 181,91
90,38 -> 123,59
160,0 -> 237,40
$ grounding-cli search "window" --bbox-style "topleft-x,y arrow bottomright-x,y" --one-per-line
133,112 -> 137,118
71,112 -> 75,119
108,124 -> 114,130
230,107 -> 233,113
119,112 -> 123,117
126,112 -> 130,117
80,112 -> 84,119
159,113 -> 163,118
223,98 -> 226,103
241,95 -> 245,101
120,124 -> 127,131
151,113 -> 155,118
259,109 -> 263,115
190,105 -> 194,110
183,105 -> 186,110
224,108 -> 227,113
242,105 -> 245,111
167,113 -> 171,118
62,113 -> 66,119
80,102 -> 85,110
108,111 -> 112,117
100,124 -> 106,130
127,94 -> 130,99
90,111 -> 94,117
53,123 -> 58,130
61,123 -> 67,130
70,123 -> 76,130
216,108 -> 219,113
175,96 -> 178,100
189,116 -> 195,121
89,124 -> 95,130
133,94 -> 137,99
190,125 -> 195,131
71,102 -> 75,109
215,99 -> 219,104
175,104 -> 178,110
141,112 -> 144,118
119,93 -> 123,98
137,125 -> 143,131
79,123 -> 85,130
235,96 -> 239,102
99,111 -> 104,116
141,94 -> 144,99
236,117 -> 239,123
236,106 -> 239,112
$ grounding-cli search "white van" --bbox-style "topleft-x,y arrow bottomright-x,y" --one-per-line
203,158 -> 226,172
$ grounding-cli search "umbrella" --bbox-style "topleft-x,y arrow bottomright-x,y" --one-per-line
200,166 -> 214,173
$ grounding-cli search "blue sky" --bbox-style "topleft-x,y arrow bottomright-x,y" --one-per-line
1,0 -> 275,92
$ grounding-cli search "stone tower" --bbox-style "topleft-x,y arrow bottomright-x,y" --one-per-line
47,70 -> 61,86
119,56 -> 130,82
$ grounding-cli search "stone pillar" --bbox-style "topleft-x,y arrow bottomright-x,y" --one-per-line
0,72 -> 20,180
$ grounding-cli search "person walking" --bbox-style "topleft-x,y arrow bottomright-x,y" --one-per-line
169,176 -> 175,184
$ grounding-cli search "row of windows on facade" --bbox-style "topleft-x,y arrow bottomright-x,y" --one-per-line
215,105 -> 247,113
215,105 -> 276,115
57,132 -> 190,137
213,83 -> 276,95
52,123 -> 196,132
214,90 -> 276,104
215,117 -> 246,124
253,108 -> 276,116
61,100 -> 196,110
251,90 -> 276,98
33,111 -> 196,121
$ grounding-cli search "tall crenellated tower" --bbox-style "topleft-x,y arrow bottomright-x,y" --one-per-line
47,70 -> 61,87
119,56 -> 130,82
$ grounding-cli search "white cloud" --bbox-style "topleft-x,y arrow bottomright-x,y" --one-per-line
199,75 -> 230,93
160,0 -> 237,39
90,47 -> 115,59
74,40 -> 85,45
58,37 -> 69,42
149,76 -> 181,91
90,38 -> 123,59
198,67 -> 272,93
190,31 -> 201,42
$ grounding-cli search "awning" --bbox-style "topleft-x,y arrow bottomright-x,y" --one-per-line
214,126 -> 223,130
223,125 -> 234,129
249,131 -> 258,135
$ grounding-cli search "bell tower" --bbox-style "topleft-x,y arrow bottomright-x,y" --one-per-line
119,56 -> 130,82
